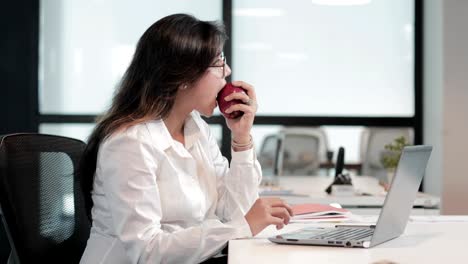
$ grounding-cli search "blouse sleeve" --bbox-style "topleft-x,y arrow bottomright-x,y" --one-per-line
98,132 -> 252,264
204,126 -> 263,223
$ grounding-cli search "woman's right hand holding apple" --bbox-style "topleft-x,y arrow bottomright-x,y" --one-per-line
244,197 -> 294,236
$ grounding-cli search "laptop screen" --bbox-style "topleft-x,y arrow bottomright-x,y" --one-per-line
371,145 -> 432,247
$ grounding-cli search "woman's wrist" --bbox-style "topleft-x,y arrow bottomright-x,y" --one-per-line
231,135 -> 253,151
232,134 -> 251,145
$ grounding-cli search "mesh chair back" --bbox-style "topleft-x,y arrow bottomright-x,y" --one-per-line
279,127 -> 329,162
0,134 -> 91,263
281,133 -> 320,175
258,129 -> 323,176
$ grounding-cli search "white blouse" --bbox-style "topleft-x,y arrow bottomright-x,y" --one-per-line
80,111 -> 262,264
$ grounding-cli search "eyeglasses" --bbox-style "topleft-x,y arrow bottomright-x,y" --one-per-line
209,52 -> 227,78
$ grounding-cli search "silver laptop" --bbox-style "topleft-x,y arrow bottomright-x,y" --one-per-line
269,145 -> 432,248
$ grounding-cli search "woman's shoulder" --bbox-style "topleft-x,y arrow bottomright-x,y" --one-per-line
101,121 -> 160,151
96,122 -> 163,172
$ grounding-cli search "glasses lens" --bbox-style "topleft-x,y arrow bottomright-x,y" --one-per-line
220,52 -> 226,78
211,52 -> 226,78
224,53 -> 227,77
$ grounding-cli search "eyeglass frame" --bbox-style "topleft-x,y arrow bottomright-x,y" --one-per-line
209,52 -> 226,78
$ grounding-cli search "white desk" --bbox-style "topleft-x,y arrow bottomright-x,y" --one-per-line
261,175 -> 440,208
229,216 -> 468,263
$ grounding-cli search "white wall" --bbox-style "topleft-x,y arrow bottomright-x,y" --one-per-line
424,0 -> 468,214
423,0 -> 443,196
441,0 -> 468,214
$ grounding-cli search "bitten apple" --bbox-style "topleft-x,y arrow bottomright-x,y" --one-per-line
217,83 -> 246,119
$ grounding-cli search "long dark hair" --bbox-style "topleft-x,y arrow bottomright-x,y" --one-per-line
80,14 -> 227,219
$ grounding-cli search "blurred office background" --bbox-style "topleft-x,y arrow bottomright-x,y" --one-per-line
1,0 -> 468,262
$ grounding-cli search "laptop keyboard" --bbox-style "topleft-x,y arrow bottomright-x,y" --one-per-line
310,228 -> 374,241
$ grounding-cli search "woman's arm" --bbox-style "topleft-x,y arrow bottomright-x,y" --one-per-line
203,123 -> 262,222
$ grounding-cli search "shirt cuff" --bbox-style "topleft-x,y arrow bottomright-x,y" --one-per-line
230,147 -> 255,164
228,207 -> 253,238
235,215 -> 253,238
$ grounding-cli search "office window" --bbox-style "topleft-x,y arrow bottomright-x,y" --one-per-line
232,0 -> 414,117
35,0 -> 421,167
39,0 -> 222,114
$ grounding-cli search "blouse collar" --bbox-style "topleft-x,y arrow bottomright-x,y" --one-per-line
146,111 -> 203,157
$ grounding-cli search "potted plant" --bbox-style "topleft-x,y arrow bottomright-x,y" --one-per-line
380,136 -> 410,190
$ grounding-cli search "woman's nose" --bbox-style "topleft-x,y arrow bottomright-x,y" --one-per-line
225,63 -> 232,78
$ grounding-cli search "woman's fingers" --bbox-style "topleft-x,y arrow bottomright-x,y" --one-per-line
270,200 -> 294,217
231,80 -> 254,91
225,102 -> 256,115
224,91 -> 249,103
268,215 -> 285,227
244,197 -> 294,236
262,197 -> 291,210
264,197 -> 294,224
224,89 -> 257,111
223,83 -> 258,122
268,214 -> 286,230
269,207 -> 292,225
231,80 -> 257,101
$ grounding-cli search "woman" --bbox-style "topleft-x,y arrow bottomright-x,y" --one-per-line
79,14 -> 293,264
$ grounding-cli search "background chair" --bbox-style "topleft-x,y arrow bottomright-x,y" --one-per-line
0,134 -> 90,263
279,127 -> 330,163
258,134 -> 280,176
360,127 -> 414,181
258,127 -> 328,176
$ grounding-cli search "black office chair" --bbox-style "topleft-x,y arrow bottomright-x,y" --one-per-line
0,134 -> 91,263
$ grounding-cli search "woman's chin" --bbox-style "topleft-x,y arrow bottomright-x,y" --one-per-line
196,103 -> 217,117
199,108 -> 214,118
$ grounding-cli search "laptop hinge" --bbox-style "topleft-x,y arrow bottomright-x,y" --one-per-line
335,224 -> 376,229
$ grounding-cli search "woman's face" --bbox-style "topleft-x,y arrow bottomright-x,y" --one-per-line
190,53 -> 232,117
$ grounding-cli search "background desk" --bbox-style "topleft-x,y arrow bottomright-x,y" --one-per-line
229,216 -> 468,263
261,175 -> 440,208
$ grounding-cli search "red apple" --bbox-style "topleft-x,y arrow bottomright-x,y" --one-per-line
217,83 -> 246,119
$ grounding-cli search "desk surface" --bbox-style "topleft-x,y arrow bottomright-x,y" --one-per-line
229,216 -> 468,263
261,175 -> 440,208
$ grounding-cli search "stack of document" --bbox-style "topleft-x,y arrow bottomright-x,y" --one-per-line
290,203 -> 352,223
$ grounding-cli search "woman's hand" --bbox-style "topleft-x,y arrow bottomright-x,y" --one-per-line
224,81 -> 258,144
244,197 -> 294,236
